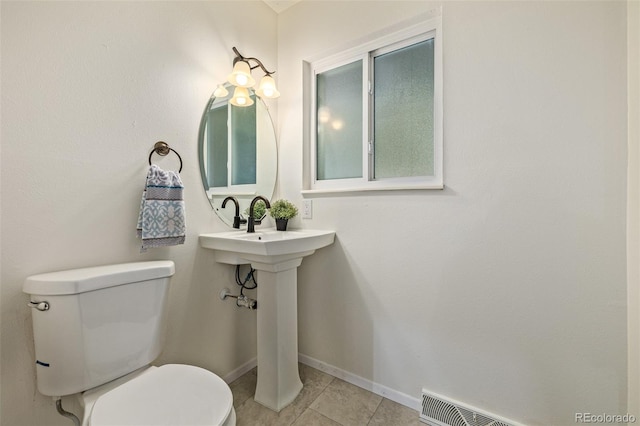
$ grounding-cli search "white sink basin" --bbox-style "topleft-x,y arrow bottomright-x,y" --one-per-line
199,228 -> 335,265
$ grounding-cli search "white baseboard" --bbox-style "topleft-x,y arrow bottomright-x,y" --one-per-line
223,357 -> 257,384
223,353 -> 421,412
297,353 -> 421,412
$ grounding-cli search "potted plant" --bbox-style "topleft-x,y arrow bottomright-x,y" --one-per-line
269,199 -> 298,231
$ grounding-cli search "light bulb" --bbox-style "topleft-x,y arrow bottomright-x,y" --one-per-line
227,60 -> 255,88
318,107 -> 331,123
331,119 -> 344,130
213,84 -> 229,98
230,87 -> 254,107
236,74 -> 248,86
256,75 -> 280,99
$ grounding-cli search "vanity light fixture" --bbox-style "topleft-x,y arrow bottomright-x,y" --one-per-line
227,47 -> 280,106
230,87 -> 254,107
213,84 -> 229,98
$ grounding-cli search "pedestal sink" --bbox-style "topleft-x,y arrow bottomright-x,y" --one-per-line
199,228 -> 335,411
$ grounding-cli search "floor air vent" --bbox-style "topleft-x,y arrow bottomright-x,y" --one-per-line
421,390 -> 519,426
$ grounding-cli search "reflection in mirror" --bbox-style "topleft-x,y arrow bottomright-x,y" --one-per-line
198,85 -> 277,228
204,98 -> 256,187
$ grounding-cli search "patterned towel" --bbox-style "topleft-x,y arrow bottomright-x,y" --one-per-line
137,165 -> 186,251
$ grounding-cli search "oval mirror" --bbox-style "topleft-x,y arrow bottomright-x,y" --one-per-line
198,85 -> 277,228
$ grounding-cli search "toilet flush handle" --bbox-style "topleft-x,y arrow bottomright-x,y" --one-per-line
27,301 -> 49,311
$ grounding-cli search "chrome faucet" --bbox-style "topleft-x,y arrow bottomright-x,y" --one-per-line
247,196 -> 271,233
221,196 -> 246,229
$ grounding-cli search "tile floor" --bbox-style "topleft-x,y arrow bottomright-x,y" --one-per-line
229,363 -> 421,426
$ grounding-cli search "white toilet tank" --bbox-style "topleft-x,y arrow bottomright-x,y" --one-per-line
23,261 -> 175,397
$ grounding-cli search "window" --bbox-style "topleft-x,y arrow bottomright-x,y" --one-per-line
202,93 -> 257,190
305,17 -> 443,192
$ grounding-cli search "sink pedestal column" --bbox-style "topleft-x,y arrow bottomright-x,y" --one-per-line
251,258 -> 304,412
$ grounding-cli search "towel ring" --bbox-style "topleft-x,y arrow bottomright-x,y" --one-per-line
148,141 -> 183,172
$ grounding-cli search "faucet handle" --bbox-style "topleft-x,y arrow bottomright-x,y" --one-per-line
232,216 -> 248,229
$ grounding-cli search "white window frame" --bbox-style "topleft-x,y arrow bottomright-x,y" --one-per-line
303,16 -> 443,194
204,96 -> 258,196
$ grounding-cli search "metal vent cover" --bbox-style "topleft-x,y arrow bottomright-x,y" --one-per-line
421,390 -> 516,426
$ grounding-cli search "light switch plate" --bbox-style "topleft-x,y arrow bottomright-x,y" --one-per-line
302,199 -> 312,219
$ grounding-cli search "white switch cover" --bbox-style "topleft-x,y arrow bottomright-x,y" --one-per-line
302,199 -> 312,219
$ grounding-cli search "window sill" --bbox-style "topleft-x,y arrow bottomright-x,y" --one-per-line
301,182 -> 444,196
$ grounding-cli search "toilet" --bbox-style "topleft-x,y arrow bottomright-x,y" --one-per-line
23,261 -> 236,426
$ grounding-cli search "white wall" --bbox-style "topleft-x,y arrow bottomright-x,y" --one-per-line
0,2 -> 276,424
628,0 -> 640,417
278,1 -> 629,425
1,1 -> 633,425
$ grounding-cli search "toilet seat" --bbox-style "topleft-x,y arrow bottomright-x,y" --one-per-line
89,364 -> 234,426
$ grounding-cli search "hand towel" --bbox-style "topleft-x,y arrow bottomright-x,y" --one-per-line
137,164 -> 186,251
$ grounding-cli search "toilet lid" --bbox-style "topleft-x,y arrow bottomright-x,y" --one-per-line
90,364 -> 233,426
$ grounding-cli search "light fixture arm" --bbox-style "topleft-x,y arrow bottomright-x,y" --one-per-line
232,46 -> 276,76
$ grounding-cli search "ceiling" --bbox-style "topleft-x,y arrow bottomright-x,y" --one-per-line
262,0 -> 302,14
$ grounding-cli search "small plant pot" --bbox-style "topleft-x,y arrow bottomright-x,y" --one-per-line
275,218 -> 288,231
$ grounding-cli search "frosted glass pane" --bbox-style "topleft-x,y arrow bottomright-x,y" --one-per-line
230,99 -> 257,185
374,39 -> 434,179
316,60 -> 363,180
206,106 -> 228,187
